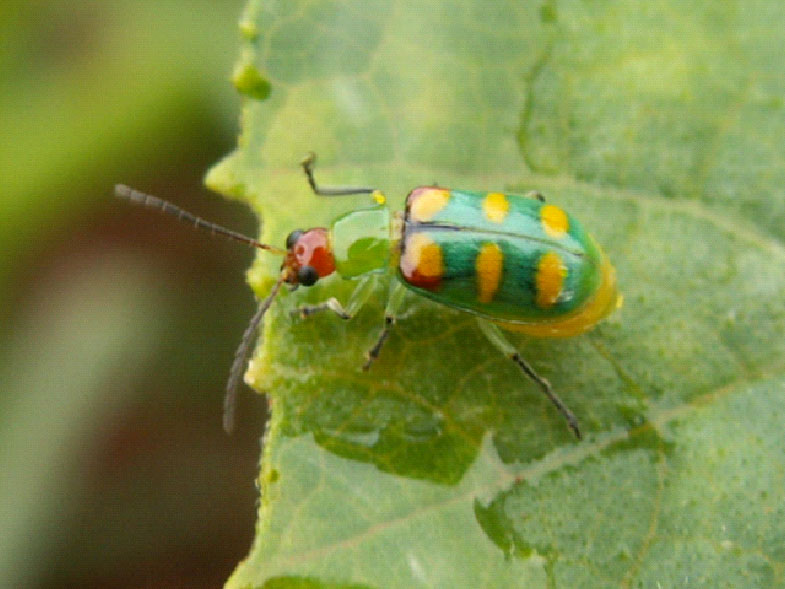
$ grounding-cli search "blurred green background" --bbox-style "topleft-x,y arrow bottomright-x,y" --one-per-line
0,2 -> 268,586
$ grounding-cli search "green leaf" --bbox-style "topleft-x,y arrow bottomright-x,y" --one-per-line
208,1 -> 785,587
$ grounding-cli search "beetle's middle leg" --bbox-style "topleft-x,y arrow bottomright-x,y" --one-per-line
476,318 -> 582,440
292,275 -> 377,320
363,281 -> 407,371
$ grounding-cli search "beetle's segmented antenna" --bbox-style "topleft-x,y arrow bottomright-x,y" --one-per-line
223,273 -> 287,434
300,152 -> 376,196
114,184 -> 286,255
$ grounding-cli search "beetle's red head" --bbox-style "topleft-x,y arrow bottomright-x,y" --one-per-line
282,227 -> 336,286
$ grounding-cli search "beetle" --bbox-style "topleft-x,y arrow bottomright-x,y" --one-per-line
116,153 -> 619,439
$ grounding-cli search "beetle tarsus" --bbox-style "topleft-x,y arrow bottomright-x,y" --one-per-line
363,315 -> 394,370
293,298 -> 352,320
300,152 -> 376,196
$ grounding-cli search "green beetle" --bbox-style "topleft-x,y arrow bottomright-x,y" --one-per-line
116,154 -> 619,439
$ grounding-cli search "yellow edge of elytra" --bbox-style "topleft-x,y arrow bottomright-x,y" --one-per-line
497,250 -> 619,338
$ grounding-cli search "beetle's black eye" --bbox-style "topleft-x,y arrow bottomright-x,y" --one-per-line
297,265 -> 319,286
286,229 -> 304,250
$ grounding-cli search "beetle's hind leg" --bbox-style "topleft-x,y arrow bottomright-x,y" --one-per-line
291,275 -> 377,320
301,152 -> 377,196
476,319 -> 582,440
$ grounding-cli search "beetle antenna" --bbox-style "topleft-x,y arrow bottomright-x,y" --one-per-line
115,184 -> 287,255
223,272 -> 287,433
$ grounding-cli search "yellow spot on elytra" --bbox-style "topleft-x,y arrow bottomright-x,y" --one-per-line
541,204 -> 569,237
475,243 -> 504,303
483,192 -> 509,224
401,233 -> 443,290
411,188 -> 450,222
536,251 -> 567,308
417,240 -> 443,277
499,248 -> 618,337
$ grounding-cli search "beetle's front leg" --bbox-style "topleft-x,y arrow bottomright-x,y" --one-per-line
295,297 -> 351,319
301,152 -> 377,197
291,275 -> 377,321
476,318 -> 581,440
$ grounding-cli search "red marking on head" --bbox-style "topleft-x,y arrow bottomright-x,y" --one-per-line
285,228 -> 335,284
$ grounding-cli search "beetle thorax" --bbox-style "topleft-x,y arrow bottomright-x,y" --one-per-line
330,206 -> 392,278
